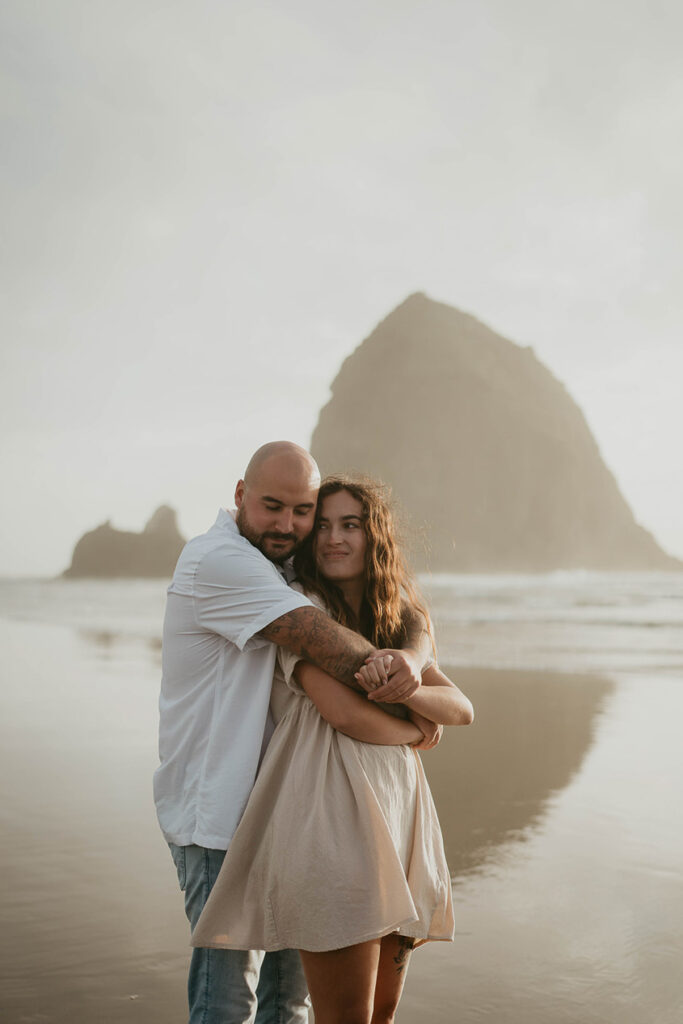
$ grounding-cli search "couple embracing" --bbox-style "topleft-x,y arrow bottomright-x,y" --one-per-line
154,441 -> 473,1024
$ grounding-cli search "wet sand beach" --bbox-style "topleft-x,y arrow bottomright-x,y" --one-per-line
1,579 -> 683,1023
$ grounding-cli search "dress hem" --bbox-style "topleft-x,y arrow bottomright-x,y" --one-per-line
191,922 -> 454,953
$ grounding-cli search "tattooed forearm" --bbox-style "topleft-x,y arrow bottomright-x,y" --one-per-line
392,935 -> 415,973
260,607 -> 375,687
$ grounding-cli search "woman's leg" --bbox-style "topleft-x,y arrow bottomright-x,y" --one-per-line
299,939 -> 382,1024
371,934 -> 415,1024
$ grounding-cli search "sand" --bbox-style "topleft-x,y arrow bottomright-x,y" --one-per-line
1,616 -> 682,1023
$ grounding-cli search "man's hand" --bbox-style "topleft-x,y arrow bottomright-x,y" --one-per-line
355,649 -> 422,704
407,709 -> 443,750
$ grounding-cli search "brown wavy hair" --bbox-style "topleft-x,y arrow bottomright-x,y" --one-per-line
293,475 -> 433,650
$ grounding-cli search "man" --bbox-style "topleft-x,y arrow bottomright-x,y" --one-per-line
154,441 -> 427,1024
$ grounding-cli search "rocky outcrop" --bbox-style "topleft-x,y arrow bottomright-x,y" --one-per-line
63,505 -> 185,578
311,293 -> 679,571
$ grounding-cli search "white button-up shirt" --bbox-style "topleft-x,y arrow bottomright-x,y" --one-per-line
154,509 -> 311,850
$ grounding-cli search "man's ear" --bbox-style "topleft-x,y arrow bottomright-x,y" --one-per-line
234,480 -> 245,509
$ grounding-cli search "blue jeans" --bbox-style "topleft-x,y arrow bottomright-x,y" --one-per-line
169,843 -> 310,1024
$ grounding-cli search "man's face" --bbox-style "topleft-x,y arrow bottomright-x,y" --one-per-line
235,460 -> 318,564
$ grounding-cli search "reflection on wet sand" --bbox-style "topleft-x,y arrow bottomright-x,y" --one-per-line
424,667 -> 615,877
80,627 -> 118,649
78,627 -> 162,656
0,619 -> 651,1024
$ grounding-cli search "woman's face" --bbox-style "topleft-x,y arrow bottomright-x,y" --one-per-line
314,490 -> 367,584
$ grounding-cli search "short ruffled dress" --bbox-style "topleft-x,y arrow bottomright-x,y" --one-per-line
191,600 -> 454,953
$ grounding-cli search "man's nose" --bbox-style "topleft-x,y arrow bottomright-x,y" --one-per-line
274,509 -> 294,534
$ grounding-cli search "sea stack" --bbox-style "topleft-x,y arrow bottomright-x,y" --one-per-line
311,293 -> 678,571
63,505 -> 186,578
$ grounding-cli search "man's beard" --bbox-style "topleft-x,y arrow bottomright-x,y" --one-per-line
235,507 -> 300,564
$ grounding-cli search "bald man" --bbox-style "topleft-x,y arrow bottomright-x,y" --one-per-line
154,442 -> 426,1024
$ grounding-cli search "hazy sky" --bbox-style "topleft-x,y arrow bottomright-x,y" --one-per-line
2,0 -> 682,575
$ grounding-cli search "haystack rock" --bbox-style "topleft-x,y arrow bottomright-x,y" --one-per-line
63,505 -> 186,578
311,293 -> 679,572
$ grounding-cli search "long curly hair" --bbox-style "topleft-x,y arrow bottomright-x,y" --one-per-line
293,475 -> 432,650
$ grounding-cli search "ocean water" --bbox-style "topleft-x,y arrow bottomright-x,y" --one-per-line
1,572 -> 682,1023
423,570 -> 683,674
3,570 -> 682,673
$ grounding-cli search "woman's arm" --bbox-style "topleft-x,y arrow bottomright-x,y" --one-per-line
293,661 -> 424,745
403,664 -> 474,726
400,602 -> 435,672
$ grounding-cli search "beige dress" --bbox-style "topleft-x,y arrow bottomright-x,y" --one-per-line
191,601 -> 454,954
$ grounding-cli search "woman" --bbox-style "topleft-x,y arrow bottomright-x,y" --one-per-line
192,477 -> 473,1024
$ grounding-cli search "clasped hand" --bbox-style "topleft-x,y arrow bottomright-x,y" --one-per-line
354,649 -> 421,703
354,652 -> 442,749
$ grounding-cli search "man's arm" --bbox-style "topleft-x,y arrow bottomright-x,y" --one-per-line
259,607 -> 421,702
260,606 -> 372,687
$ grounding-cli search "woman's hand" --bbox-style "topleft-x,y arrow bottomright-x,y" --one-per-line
408,709 -> 443,750
358,650 -> 423,703
354,655 -> 393,692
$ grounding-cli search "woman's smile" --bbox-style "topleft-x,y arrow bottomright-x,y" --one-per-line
314,490 -> 367,584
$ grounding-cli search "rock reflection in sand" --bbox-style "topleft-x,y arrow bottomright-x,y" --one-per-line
422,667 -> 615,878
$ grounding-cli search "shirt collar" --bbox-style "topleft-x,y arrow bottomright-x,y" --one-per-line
215,507 -> 238,532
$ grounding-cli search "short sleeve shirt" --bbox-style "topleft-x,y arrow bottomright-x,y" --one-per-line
153,509 -> 312,850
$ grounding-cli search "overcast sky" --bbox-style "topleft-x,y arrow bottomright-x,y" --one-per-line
2,0 -> 682,576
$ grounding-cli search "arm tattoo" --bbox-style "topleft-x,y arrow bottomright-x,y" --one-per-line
260,607 -> 374,687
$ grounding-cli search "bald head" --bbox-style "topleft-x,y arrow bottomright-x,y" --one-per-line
235,441 -> 320,563
243,441 -> 320,491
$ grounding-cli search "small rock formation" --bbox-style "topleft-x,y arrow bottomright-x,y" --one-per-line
311,292 -> 679,571
63,505 -> 186,578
